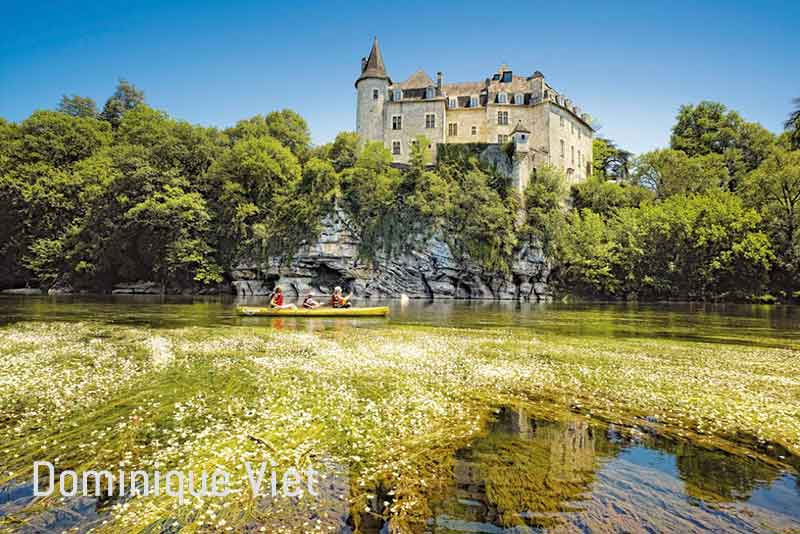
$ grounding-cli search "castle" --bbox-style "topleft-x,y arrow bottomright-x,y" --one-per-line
355,38 -> 594,191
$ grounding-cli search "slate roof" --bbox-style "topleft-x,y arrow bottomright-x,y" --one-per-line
396,69 -> 434,89
356,38 -> 391,86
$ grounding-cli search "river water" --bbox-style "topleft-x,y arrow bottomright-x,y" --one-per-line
1,295 -> 799,533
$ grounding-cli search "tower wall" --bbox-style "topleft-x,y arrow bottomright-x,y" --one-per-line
356,78 -> 388,143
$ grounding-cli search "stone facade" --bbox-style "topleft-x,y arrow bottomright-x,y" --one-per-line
355,38 -> 594,191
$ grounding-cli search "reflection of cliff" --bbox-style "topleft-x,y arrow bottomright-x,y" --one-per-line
430,407 -> 620,530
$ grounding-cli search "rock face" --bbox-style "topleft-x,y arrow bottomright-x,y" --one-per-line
111,281 -> 162,295
232,210 -> 552,301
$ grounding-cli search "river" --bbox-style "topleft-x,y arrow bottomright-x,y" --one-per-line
1,295 -> 799,533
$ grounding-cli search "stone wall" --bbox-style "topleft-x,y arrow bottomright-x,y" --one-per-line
231,209 -> 551,301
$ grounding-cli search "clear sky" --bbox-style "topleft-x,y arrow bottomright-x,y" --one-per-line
1,0 -> 798,155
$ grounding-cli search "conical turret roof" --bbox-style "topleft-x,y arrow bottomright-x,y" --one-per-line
356,37 -> 391,87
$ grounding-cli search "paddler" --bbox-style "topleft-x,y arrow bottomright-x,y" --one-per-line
330,286 -> 352,308
269,286 -> 297,310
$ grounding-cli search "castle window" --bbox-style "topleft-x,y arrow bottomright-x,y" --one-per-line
425,86 -> 434,99
497,134 -> 509,143
448,97 -> 457,108
425,113 -> 436,129
393,89 -> 402,101
497,111 -> 509,125
560,116 -> 565,128
571,145 -> 575,164
469,96 -> 478,108
501,71 -> 512,83
392,140 -> 401,155
514,93 -> 523,105
448,122 -> 458,137
471,125 -> 477,135
560,139 -> 565,157
579,129 -> 582,140
498,92 -> 508,104
392,115 -> 402,130
571,123 -> 575,134
578,149 -> 582,166
372,89 -> 379,100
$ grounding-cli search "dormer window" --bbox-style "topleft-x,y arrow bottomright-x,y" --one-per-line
501,71 -> 512,83
425,86 -> 434,99
469,96 -> 479,108
448,97 -> 457,108
514,93 -> 524,105
393,89 -> 402,101
498,93 -> 508,104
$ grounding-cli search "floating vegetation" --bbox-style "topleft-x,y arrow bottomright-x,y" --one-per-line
0,315 -> 798,532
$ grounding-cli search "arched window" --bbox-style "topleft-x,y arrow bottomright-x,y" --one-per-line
498,92 -> 508,104
514,93 -> 523,105
393,89 -> 402,101
425,86 -> 434,99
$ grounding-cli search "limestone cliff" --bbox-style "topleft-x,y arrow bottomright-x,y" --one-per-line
232,209 -> 551,301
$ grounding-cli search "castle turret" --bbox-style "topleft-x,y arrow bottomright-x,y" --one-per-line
511,121 -> 533,194
355,37 -> 391,143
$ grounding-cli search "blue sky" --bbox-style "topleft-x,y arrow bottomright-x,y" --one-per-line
1,0 -> 798,154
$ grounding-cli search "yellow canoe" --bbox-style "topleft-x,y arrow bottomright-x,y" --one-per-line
236,305 -> 390,317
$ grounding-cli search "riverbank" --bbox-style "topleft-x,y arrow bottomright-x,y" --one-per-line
1,303 -> 798,532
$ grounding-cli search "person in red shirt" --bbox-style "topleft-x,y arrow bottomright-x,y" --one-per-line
269,287 -> 296,309
330,286 -> 352,308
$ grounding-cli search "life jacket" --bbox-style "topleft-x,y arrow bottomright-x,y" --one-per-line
273,293 -> 284,306
331,294 -> 344,308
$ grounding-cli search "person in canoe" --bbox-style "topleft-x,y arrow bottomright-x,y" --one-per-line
302,293 -> 321,309
330,286 -> 352,308
269,287 -> 297,310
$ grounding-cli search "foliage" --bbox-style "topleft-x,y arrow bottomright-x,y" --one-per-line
740,147 -> 800,296
0,88 -> 794,300
785,97 -> 800,150
670,101 -> 774,183
100,79 -> 145,128
592,137 -> 632,180
635,148 -> 729,198
571,176 -> 653,217
523,165 -> 567,251
57,94 -> 98,118
12,111 -> 112,167
550,192 -> 773,300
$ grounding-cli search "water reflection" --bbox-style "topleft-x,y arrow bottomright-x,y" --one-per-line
1,295 -> 799,349
428,407 -> 800,533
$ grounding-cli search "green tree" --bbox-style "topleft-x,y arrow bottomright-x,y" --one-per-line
571,176 -> 654,218
635,148 -> 728,198
785,97 -> 800,150
12,111 -> 112,168
100,79 -> 145,128
264,109 -> 312,161
549,209 -> 618,297
123,184 -> 221,287
116,105 -> 222,176
339,142 -> 405,258
524,165 -> 567,249
670,101 -> 774,181
57,94 -> 98,118
740,147 -> 800,296
326,131 -> 360,172
592,138 -> 632,180
204,135 -> 303,265
445,168 -> 518,274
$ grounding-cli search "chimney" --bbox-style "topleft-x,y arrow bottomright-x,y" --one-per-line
436,71 -> 443,89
